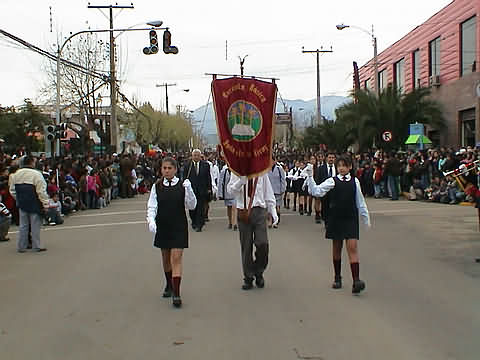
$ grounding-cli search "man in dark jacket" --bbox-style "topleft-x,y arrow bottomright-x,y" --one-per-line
10,156 -> 49,252
385,152 -> 402,200
182,149 -> 212,232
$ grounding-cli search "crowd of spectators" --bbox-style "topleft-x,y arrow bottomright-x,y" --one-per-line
0,151 -> 163,238
275,146 -> 480,205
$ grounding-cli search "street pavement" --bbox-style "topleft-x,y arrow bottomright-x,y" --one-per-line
1,195 -> 480,360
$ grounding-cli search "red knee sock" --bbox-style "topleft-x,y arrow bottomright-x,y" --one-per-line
172,276 -> 181,297
350,262 -> 360,281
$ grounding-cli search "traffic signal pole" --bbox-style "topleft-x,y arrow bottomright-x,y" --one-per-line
88,4 -> 134,153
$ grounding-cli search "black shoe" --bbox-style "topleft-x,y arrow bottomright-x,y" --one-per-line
0,238 -> 9,242
32,248 -> 47,252
233,225 -> 238,231
352,280 -> 366,294
293,206 -> 296,212
191,224 -> 197,230
242,278 -> 254,290
315,216 -> 322,224
228,224 -> 232,229
195,227 -> 202,232
172,296 -> 182,308
299,210 -> 304,215
307,212 -> 312,216
205,218 -> 210,222
332,277 -> 342,289
162,286 -> 173,298
255,275 -> 265,288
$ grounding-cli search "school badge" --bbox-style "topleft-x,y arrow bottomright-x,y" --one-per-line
212,77 -> 277,178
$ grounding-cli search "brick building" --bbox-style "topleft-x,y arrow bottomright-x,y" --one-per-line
358,0 -> 479,147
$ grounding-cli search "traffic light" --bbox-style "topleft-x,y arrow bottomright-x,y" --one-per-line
143,30 -> 159,55
45,125 -> 56,142
149,30 -> 159,54
163,29 -> 178,54
56,123 -> 68,139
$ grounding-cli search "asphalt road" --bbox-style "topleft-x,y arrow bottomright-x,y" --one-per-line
1,195 -> 479,360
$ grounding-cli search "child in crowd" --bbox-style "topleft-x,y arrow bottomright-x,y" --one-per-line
47,193 -> 64,226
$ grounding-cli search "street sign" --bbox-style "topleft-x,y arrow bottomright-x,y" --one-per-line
382,131 -> 393,142
275,113 -> 292,125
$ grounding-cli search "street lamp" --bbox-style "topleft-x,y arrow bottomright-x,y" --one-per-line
336,23 -> 379,95
55,21 -> 166,156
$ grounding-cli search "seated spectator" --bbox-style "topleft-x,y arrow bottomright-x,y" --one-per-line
431,179 -> 449,203
446,176 -> 464,204
425,176 -> 441,201
47,176 -> 59,198
46,193 -> 64,226
408,178 -> 425,201
0,200 -> 12,242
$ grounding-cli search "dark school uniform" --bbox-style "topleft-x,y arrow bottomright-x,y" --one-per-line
326,176 -> 359,241
154,180 -> 188,249
307,174 -> 370,240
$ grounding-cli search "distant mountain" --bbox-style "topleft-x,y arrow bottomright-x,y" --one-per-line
193,96 -> 351,140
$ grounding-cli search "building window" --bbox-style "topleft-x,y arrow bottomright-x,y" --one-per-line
394,58 -> 405,92
413,50 -> 421,88
460,108 -> 476,147
378,69 -> 387,92
461,16 -> 477,76
429,37 -> 441,77
364,78 -> 371,90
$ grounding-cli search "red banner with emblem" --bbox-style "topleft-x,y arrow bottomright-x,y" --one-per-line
212,77 -> 277,178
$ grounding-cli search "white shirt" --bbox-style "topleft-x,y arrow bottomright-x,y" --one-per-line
306,174 -> 370,226
326,163 -> 336,178
227,173 -> 276,212
146,176 -> 197,223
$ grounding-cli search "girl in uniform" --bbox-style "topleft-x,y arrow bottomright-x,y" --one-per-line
147,157 -> 197,308
305,155 -> 371,294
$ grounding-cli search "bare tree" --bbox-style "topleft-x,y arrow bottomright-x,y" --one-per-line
38,33 -> 109,130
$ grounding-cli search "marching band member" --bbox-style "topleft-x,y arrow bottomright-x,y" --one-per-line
228,173 -> 278,290
267,157 -> 286,228
217,164 -> 238,231
147,157 -> 197,308
305,155 -> 371,295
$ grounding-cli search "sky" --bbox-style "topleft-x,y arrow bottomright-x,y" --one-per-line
0,0 -> 453,112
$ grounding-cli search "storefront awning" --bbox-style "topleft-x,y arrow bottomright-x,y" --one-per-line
405,135 -> 432,145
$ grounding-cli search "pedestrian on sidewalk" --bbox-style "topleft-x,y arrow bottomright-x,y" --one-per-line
9,156 -> 49,253
228,172 -> 278,290
306,155 -> 371,295
146,157 -> 197,308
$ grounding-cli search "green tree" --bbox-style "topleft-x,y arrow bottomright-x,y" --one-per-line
336,85 -> 446,150
0,100 -> 49,152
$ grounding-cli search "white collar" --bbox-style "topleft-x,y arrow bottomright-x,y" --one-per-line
336,173 -> 351,181
162,176 -> 179,186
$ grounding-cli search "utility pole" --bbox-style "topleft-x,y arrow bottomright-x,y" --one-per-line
156,83 -> 177,115
302,47 -> 333,127
239,55 -> 248,77
88,3 -> 134,153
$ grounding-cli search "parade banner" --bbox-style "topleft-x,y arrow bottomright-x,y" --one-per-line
212,77 -> 277,178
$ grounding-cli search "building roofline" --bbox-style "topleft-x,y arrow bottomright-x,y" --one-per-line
359,0 -> 458,70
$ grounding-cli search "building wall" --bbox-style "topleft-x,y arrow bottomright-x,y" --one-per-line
358,0 -> 480,147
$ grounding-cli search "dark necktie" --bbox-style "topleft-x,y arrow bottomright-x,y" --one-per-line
248,179 -> 254,197
167,179 -> 172,187
328,165 -> 333,178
